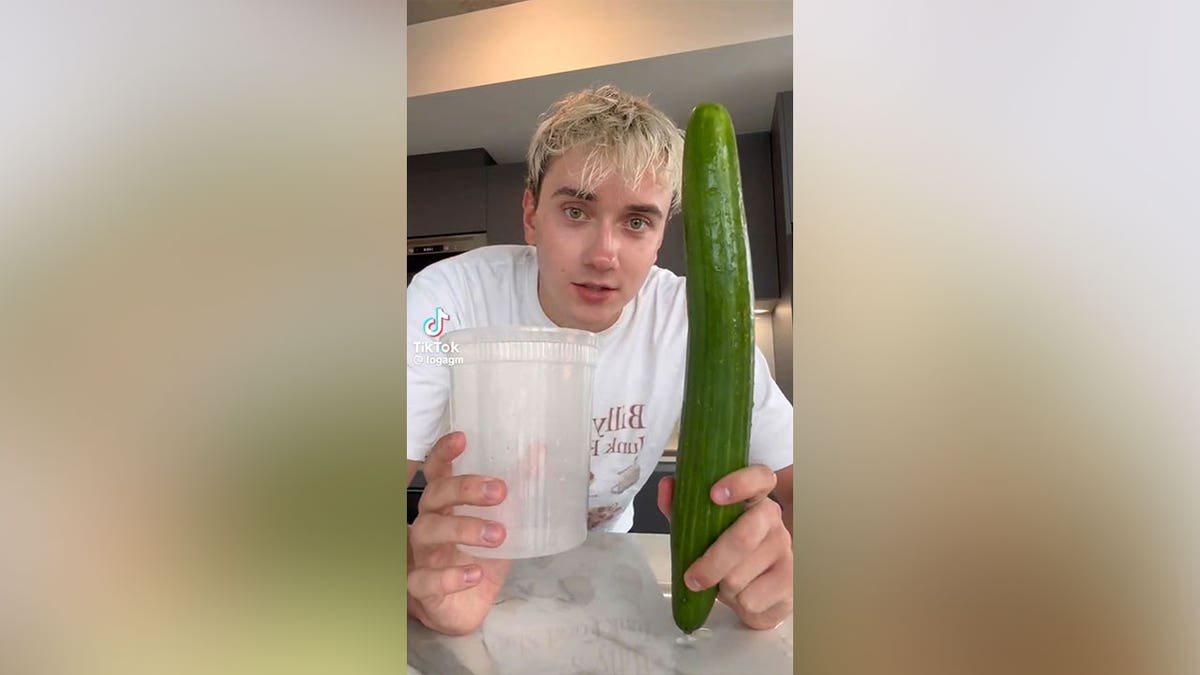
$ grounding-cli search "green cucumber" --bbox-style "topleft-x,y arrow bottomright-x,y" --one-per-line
671,102 -> 755,634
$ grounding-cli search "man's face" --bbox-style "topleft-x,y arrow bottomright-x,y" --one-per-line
522,146 -> 672,332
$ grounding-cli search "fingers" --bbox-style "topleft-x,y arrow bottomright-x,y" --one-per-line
684,498 -> 783,592
656,475 -> 674,522
711,464 -> 777,506
714,534 -> 779,599
418,472 -> 507,515
410,511 -> 507,549
407,563 -> 484,605
725,560 -> 793,629
660,464 -> 776,522
421,431 -> 467,482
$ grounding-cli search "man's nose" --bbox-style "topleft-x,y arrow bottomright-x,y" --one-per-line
586,223 -> 619,271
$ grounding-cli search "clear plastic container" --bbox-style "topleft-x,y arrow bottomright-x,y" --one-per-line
442,326 -> 598,559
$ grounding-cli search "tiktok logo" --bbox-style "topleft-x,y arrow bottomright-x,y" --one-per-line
423,306 -> 450,338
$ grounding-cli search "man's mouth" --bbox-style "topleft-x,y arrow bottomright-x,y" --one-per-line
572,282 -> 618,303
573,282 -> 616,292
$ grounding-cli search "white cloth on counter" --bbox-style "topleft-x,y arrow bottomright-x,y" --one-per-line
406,244 -> 794,533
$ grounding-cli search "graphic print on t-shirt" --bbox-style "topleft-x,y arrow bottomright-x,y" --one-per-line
611,461 -> 641,493
589,403 -> 647,456
587,402 -> 648,529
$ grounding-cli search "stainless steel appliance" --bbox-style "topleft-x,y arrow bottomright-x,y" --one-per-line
407,232 -> 488,283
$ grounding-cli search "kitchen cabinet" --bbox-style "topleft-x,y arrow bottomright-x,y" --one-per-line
740,131 -> 782,300
656,131 -> 781,299
407,166 -> 488,237
408,148 -> 496,173
770,91 -> 793,295
769,92 -> 794,404
655,211 -> 687,281
485,162 -> 529,245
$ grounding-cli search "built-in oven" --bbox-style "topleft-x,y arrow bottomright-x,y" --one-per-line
407,232 -> 488,283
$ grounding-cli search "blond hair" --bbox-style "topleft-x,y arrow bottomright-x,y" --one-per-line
526,85 -> 685,214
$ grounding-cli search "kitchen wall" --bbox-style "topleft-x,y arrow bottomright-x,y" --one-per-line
408,0 -> 792,97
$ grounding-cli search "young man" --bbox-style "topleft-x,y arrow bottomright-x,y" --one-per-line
406,85 -> 794,635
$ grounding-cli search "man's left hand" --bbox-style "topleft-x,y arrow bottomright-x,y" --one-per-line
657,464 -> 793,630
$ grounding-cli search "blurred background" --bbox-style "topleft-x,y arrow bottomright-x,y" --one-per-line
2,1 -> 1197,674
1,2 -> 408,673
791,1 -> 1199,673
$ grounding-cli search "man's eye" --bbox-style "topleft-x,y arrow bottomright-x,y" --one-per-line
564,207 -> 586,220
629,217 -> 650,231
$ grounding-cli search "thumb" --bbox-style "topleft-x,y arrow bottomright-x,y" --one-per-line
656,475 -> 674,523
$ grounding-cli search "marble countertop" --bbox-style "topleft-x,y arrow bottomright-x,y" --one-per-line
407,532 -> 793,675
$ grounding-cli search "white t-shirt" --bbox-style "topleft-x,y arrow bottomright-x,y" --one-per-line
407,245 -> 793,533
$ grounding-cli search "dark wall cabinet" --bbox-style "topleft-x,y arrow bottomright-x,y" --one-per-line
770,92 -> 793,297
406,156 -> 527,245
407,166 -> 488,238
409,148 -> 496,173
484,162 -> 529,246
742,131 -> 781,300
656,131 -> 779,299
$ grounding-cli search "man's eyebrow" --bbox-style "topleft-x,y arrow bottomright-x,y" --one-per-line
551,186 -> 596,201
627,203 -> 664,218
549,187 -> 664,219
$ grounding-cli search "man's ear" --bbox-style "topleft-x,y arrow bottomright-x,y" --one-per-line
521,188 -> 538,246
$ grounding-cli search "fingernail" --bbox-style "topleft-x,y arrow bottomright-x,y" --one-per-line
464,566 -> 482,584
482,522 -> 503,544
483,481 -> 502,501
686,576 -> 703,591
714,486 -> 731,504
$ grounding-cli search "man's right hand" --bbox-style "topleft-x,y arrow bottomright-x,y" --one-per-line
407,431 -> 511,635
